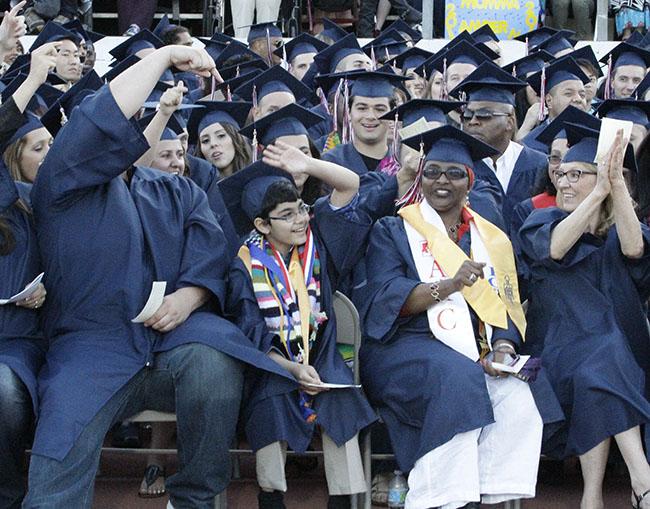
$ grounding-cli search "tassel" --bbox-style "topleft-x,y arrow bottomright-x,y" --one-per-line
59,106 -> 68,126
266,27 -> 274,65
370,46 -> 377,71
226,84 -> 232,102
342,79 -> 351,144
332,78 -> 343,132
391,112 -> 400,157
235,65 -> 240,78
385,47 -> 391,63
537,66 -> 546,122
307,0 -> 314,33
252,84 -> 258,109
441,57 -> 448,100
396,142 -> 425,208
604,54 -> 612,100
317,87 -> 330,116
252,128 -> 258,163
210,75 -> 217,100
282,44 -> 289,71
525,37 -> 529,56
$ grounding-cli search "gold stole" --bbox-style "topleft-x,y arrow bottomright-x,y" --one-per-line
399,203 -> 526,338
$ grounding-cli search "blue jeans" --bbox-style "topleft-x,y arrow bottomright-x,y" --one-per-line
23,343 -> 244,509
0,363 -> 33,509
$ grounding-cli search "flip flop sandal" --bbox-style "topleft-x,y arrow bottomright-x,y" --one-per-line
633,489 -> 650,509
138,464 -> 166,499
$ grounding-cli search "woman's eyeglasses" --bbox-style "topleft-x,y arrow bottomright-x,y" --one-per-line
268,203 -> 311,223
551,169 -> 597,183
422,166 -> 468,180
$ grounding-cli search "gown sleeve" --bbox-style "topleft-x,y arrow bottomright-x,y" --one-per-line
175,178 -> 230,312
358,172 -> 398,221
311,194 -> 372,289
516,207 -> 602,274
617,223 -> 650,300
225,257 -> 276,354
32,86 -> 150,210
361,218 -> 421,344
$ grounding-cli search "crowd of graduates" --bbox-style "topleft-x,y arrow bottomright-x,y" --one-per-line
3,1 -> 650,508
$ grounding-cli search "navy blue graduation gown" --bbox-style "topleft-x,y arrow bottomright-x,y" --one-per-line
30,86 -> 294,461
517,207 -> 650,458
0,102 -> 45,415
520,120 -> 550,154
359,215 -> 563,471
322,142 -> 378,176
185,154 -> 239,258
308,103 -> 332,151
472,145 -> 548,232
227,197 -> 377,453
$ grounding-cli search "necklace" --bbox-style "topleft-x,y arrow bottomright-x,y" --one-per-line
447,222 -> 462,236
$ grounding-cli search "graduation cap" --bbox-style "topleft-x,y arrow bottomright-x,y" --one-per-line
471,24 -> 499,44
596,98 -> 650,127
152,14 -> 176,38
1,73 -> 63,112
200,38 -> 229,62
219,59 -> 268,82
527,56 -> 590,96
233,65 -> 314,106
246,22 -> 282,44
3,54 -> 30,80
386,47 -> 434,72
213,69 -> 264,100
362,29 -> 409,59
534,105 -> 601,146
502,50 -> 554,79
514,27 -> 574,50
561,121 -> 636,170
626,30 -> 646,47
382,19 -> 422,43
379,99 -> 462,127
62,19 -> 105,44
109,30 -> 164,62
29,21 -> 81,52
137,112 -> 181,142
41,70 -> 104,136
214,41 -> 265,70
451,61 -> 526,105
218,160 -> 295,234
102,54 -> 140,82
344,70 -> 411,98
273,33 -> 328,63
535,31 -> 577,56
600,42 -> 650,70
402,124 -> 498,166
567,45 -> 604,78
320,18 -> 348,43
634,72 -> 650,100
1,113 -> 46,153
239,103 -> 325,146
426,39 -> 495,75
313,33 -> 365,74
187,100 -> 253,144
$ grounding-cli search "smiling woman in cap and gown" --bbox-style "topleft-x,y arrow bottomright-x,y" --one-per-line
359,124 -> 561,509
517,123 -> 650,509
222,144 -> 376,509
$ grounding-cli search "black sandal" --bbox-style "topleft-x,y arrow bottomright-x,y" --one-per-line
138,464 -> 166,498
633,488 -> 650,509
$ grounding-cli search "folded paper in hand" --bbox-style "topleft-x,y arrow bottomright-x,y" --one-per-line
132,281 -> 167,323
0,272 -> 44,305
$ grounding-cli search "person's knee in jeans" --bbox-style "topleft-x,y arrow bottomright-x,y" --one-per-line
0,363 -> 34,508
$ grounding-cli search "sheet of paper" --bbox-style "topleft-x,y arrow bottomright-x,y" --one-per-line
0,272 -> 44,305
491,355 -> 531,374
303,382 -> 362,389
131,281 -> 167,323
595,117 -> 633,163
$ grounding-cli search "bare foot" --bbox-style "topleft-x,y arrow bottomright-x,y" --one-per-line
138,464 -> 166,498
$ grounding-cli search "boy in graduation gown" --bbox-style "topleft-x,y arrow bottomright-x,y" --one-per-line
221,149 -> 376,509
517,125 -> 650,509
23,45 -> 295,509
359,125 -> 559,509
452,61 -> 549,231
519,56 -> 591,153
600,43 -> 650,100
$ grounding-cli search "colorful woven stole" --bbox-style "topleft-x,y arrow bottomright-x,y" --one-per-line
322,131 -> 341,154
399,203 -> 526,338
240,229 -> 327,422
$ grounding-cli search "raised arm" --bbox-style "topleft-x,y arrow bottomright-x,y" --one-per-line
262,141 -> 359,207
549,157 -> 611,261
608,132 -> 643,258
135,81 -> 187,167
12,41 -> 59,113
0,2 -> 25,68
